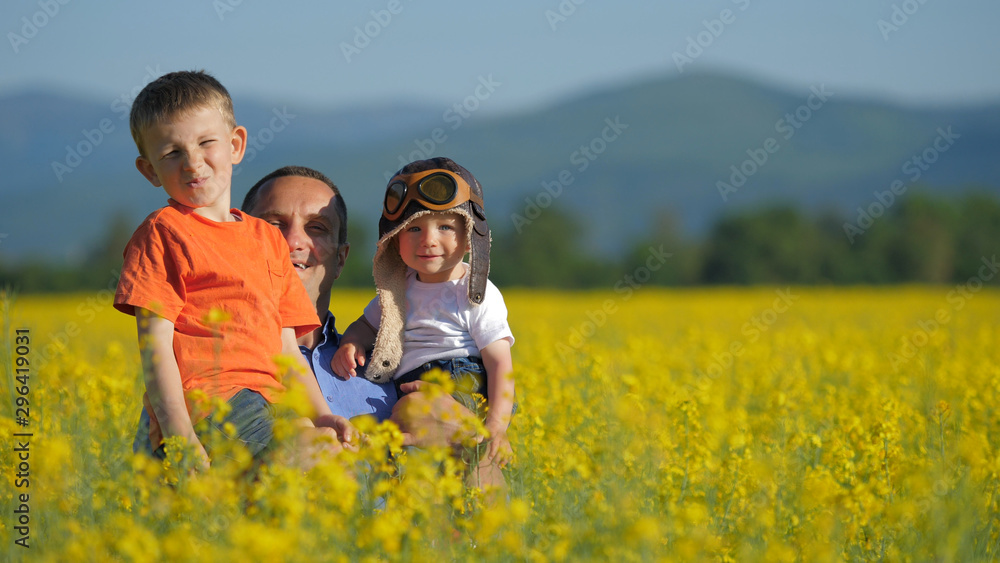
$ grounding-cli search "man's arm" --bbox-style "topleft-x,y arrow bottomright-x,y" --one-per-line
136,307 -> 210,469
481,338 -> 515,465
280,327 -> 358,450
330,315 -> 377,378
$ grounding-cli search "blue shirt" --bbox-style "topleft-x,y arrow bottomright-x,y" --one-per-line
299,314 -> 397,421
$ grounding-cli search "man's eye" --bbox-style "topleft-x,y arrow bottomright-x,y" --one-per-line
200,139 -> 216,146
268,221 -> 284,228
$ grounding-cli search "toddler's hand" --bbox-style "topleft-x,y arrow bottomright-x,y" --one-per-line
331,343 -> 365,379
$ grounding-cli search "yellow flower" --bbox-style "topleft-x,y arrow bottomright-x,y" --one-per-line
5,287 -> 1000,560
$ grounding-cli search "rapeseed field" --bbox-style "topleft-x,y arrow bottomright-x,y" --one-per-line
1,286 -> 998,561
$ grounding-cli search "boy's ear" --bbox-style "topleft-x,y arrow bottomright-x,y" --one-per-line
230,126 -> 248,165
135,156 -> 162,187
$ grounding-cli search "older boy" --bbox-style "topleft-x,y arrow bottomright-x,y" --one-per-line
114,71 -> 354,467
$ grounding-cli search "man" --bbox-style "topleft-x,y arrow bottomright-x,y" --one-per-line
242,166 -> 397,421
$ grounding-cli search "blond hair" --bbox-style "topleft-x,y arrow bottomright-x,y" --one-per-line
129,70 -> 236,157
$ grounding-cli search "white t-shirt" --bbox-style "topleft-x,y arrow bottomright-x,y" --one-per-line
364,264 -> 514,377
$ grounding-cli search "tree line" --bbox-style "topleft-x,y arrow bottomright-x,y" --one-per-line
3,190 -> 998,293
485,190 -> 1000,288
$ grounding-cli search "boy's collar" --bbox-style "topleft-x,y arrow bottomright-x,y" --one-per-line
166,198 -> 243,222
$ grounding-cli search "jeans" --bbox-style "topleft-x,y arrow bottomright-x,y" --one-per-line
133,388 -> 276,459
393,356 -> 517,418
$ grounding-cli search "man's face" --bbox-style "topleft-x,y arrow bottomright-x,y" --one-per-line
249,176 -> 348,302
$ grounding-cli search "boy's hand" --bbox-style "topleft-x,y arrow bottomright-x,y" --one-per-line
295,426 -> 344,469
314,413 -> 361,452
292,417 -> 353,469
165,433 -> 211,474
331,343 -> 366,379
483,423 -> 513,468
192,440 -> 212,473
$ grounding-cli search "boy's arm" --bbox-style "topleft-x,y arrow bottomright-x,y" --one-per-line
280,327 -> 358,450
481,338 -> 515,465
330,315 -> 377,378
136,308 -> 210,469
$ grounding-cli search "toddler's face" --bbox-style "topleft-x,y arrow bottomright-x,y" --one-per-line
396,212 -> 468,283
135,105 -> 247,221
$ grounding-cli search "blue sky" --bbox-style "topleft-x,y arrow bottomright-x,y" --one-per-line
2,0 -> 998,113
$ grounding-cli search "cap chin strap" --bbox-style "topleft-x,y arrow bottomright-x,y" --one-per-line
467,203 -> 491,304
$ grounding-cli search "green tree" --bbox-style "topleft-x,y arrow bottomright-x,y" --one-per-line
621,210 -> 698,285
336,221 -> 375,288
78,211 -> 135,289
491,206 -> 614,288
700,206 -> 824,284
951,192 -> 1000,283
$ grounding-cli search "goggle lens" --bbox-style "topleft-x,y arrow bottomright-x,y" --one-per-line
419,175 -> 456,204
385,181 -> 407,214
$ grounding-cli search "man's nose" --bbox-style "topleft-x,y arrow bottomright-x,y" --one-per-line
285,225 -> 309,250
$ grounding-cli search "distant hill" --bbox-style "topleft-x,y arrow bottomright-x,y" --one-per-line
2,71 -> 999,262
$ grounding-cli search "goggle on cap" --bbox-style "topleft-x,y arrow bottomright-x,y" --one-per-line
365,157 -> 491,383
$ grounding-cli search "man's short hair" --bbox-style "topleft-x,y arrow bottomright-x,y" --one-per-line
242,166 -> 349,245
129,70 -> 236,158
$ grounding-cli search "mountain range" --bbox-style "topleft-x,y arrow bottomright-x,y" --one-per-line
2,71 -> 998,262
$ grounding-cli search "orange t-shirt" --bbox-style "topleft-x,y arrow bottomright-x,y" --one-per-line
114,200 -> 320,447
